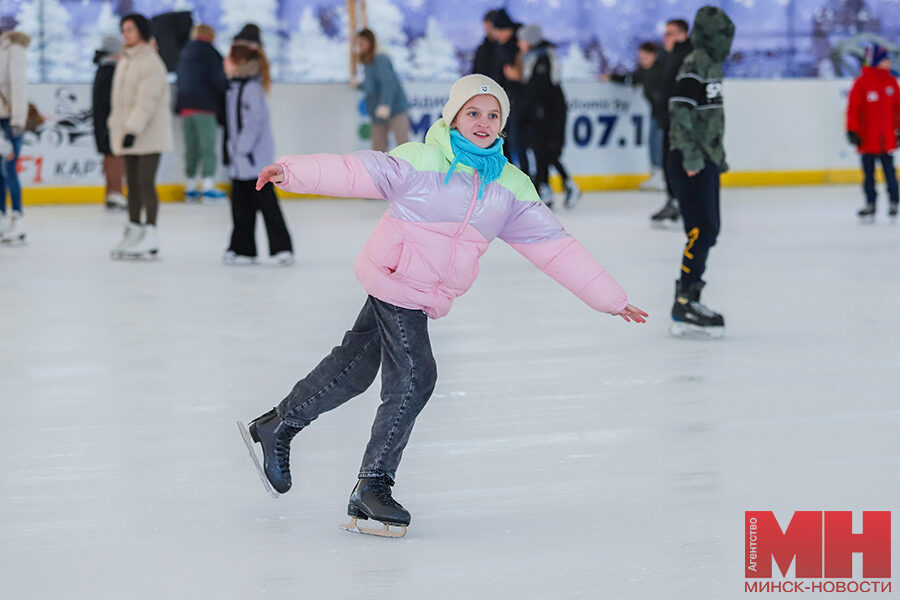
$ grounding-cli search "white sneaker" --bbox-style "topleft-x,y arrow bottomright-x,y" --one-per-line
639,168 -> 666,192
185,178 -> 201,203
223,250 -> 257,265
110,222 -> 144,258
105,192 -> 127,210
273,251 -> 294,266
123,224 -> 158,259
1,211 -> 26,244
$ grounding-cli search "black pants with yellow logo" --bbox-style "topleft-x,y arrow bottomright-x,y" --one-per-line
667,152 -> 721,287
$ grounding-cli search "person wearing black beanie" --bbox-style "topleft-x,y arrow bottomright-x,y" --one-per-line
120,13 -> 152,43
233,24 -> 262,47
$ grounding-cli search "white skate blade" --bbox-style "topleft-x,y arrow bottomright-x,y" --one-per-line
236,421 -> 280,499
650,219 -> 682,231
339,516 -> 407,538
669,321 -> 724,340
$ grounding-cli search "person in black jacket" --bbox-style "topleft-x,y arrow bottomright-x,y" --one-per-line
509,24 -> 580,209
649,18 -> 692,228
489,9 -> 528,173
471,10 -> 498,80
175,24 -> 227,202
92,36 -> 126,210
606,42 -> 667,192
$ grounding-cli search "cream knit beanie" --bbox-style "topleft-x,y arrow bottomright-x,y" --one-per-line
442,74 -> 510,130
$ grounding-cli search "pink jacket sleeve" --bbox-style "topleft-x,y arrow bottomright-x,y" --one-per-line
508,237 -> 629,315
275,154 -> 384,199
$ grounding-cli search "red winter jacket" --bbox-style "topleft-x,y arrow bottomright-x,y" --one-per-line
846,67 -> 900,154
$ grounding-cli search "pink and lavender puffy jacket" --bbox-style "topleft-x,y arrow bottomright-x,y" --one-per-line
276,119 -> 628,319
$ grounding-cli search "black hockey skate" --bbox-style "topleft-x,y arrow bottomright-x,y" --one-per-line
650,197 -> 681,229
340,476 -> 410,538
237,409 -> 301,497
889,203 -> 898,219
858,204 -> 876,223
670,280 -> 724,339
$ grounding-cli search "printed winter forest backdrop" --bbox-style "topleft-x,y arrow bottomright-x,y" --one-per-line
5,0 -> 900,82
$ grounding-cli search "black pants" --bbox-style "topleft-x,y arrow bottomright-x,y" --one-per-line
668,152 -> 721,287
124,154 -> 160,225
532,146 -> 570,189
861,153 -> 899,206
228,180 -> 293,257
276,296 -> 437,483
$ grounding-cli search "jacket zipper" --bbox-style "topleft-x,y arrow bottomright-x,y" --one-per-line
441,172 -> 480,287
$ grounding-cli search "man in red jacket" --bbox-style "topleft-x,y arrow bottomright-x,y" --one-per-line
846,43 -> 900,221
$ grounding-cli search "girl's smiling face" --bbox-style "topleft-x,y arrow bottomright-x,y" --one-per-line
452,95 -> 502,148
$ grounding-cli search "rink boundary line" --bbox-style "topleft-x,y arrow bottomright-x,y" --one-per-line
18,170 -> 875,205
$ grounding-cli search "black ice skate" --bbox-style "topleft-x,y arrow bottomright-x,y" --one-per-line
650,197 -> 681,229
340,476 -> 410,538
889,203 -> 898,219
858,204 -> 876,223
237,409 -> 301,498
670,280 -> 724,339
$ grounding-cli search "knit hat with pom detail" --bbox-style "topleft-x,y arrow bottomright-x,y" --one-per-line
442,74 -> 510,131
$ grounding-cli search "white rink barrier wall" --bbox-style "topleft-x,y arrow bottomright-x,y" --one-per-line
19,79 -> 865,204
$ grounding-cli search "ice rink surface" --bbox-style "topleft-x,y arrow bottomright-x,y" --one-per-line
2,186 -> 899,599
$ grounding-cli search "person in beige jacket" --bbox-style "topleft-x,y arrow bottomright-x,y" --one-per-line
108,13 -> 173,259
0,27 -> 30,244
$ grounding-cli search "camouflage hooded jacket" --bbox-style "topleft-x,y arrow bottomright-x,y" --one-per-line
668,6 -> 735,173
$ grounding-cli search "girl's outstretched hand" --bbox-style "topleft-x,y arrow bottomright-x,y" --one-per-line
256,163 -> 285,190
617,304 -> 649,324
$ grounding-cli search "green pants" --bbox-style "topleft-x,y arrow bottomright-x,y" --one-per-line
182,114 -> 218,178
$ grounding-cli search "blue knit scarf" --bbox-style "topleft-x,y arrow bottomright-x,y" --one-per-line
444,129 -> 507,198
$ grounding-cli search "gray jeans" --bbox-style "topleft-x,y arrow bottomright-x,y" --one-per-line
276,296 -> 437,483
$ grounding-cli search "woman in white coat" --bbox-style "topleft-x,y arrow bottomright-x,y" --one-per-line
108,13 -> 172,259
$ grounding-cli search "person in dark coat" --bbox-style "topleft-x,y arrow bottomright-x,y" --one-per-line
175,24 -> 227,202
607,42 -> 667,192
471,10 -> 499,80
649,18 -> 692,227
92,36 -> 126,210
510,25 -> 580,209
490,9 -> 528,173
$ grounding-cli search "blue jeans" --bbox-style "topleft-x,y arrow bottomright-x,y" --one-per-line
276,296 -> 437,483
0,119 -> 23,214
861,153 -> 899,206
649,117 -> 663,169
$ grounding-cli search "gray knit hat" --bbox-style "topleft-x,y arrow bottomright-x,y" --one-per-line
100,35 -> 122,55
519,25 -> 543,47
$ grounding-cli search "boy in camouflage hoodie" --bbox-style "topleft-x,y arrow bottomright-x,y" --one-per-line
667,6 -> 735,339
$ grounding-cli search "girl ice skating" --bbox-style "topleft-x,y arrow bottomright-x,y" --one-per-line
238,74 -> 648,538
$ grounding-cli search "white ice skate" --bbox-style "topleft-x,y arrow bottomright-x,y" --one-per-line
1,212 -> 26,244
110,223 -> 144,259
122,225 -> 159,259
105,192 -> 127,210
273,251 -> 295,266
223,250 -> 257,265
639,168 -> 666,192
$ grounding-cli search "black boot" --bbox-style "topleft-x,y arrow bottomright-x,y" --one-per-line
670,279 -> 724,339
247,409 -> 301,494
650,197 -> 681,228
347,476 -> 411,526
858,204 -> 876,222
